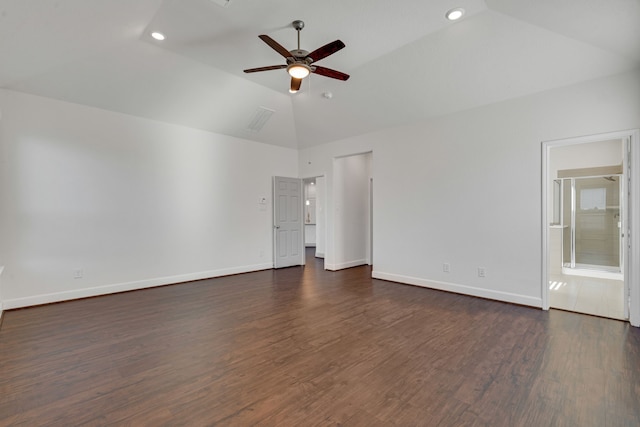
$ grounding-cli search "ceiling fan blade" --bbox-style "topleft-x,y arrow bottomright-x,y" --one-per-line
259,35 -> 292,59
307,40 -> 345,62
244,65 -> 287,73
291,77 -> 302,92
312,66 -> 350,81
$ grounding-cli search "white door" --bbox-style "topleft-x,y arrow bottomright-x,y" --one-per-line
273,176 -> 303,268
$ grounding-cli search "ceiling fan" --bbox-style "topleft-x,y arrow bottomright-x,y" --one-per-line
244,20 -> 349,93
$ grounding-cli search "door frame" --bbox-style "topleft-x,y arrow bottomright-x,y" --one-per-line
541,129 -> 640,326
302,174 -> 327,265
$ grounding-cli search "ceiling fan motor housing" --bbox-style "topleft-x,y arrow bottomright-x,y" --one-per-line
290,49 -> 309,60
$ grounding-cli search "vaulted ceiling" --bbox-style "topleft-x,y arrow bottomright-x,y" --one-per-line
1,0 -> 638,149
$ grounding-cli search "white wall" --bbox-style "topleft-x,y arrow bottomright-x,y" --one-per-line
0,89 -> 298,308
2,68 -> 638,312
304,225 -> 316,246
551,139 -> 622,174
299,68 -> 640,307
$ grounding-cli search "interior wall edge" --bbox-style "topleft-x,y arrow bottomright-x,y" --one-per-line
372,270 -> 543,308
2,262 -> 273,311
324,259 -> 368,271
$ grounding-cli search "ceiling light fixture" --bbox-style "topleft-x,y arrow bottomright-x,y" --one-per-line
289,88 -> 298,94
445,8 -> 465,21
151,32 -> 166,41
287,63 -> 311,79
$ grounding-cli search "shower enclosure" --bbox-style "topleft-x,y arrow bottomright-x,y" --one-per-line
559,175 -> 623,276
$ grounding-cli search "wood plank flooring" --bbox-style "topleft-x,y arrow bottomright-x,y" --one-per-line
1,249 -> 639,426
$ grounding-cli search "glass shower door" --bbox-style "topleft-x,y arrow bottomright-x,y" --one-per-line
574,176 -> 621,270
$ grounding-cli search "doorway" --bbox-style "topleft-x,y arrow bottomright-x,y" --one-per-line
329,152 -> 372,270
542,130 -> 640,326
303,176 -> 326,265
552,172 -> 625,319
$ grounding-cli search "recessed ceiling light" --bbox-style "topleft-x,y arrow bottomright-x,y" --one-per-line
446,8 -> 465,21
151,32 -> 166,41
289,88 -> 298,94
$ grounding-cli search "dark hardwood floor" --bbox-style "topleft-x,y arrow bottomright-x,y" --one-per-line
1,248 -> 639,426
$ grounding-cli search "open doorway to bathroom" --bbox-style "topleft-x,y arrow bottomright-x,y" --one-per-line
543,131 -> 640,323
551,169 -> 624,319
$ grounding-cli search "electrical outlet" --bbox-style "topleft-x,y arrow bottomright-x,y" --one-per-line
478,267 -> 486,278
443,263 -> 450,273
74,269 -> 83,279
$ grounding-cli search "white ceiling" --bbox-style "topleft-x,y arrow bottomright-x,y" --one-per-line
1,0 -> 638,149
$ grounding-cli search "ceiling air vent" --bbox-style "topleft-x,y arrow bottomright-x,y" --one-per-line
209,0 -> 233,7
246,107 -> 275,133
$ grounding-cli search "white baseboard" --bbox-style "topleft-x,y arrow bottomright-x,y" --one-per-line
3,262 -> 274,310
372,270 -> 542,308
315,252 -> 325,259
325,259 -> 368,271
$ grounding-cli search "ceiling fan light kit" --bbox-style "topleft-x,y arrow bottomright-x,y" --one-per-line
244,20 -> 349,92
287,63 -> 310,79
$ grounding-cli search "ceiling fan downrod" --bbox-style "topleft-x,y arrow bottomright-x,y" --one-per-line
292,20 -> 304,51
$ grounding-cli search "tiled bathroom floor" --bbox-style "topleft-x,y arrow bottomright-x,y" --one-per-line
549,274 -> 625,320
